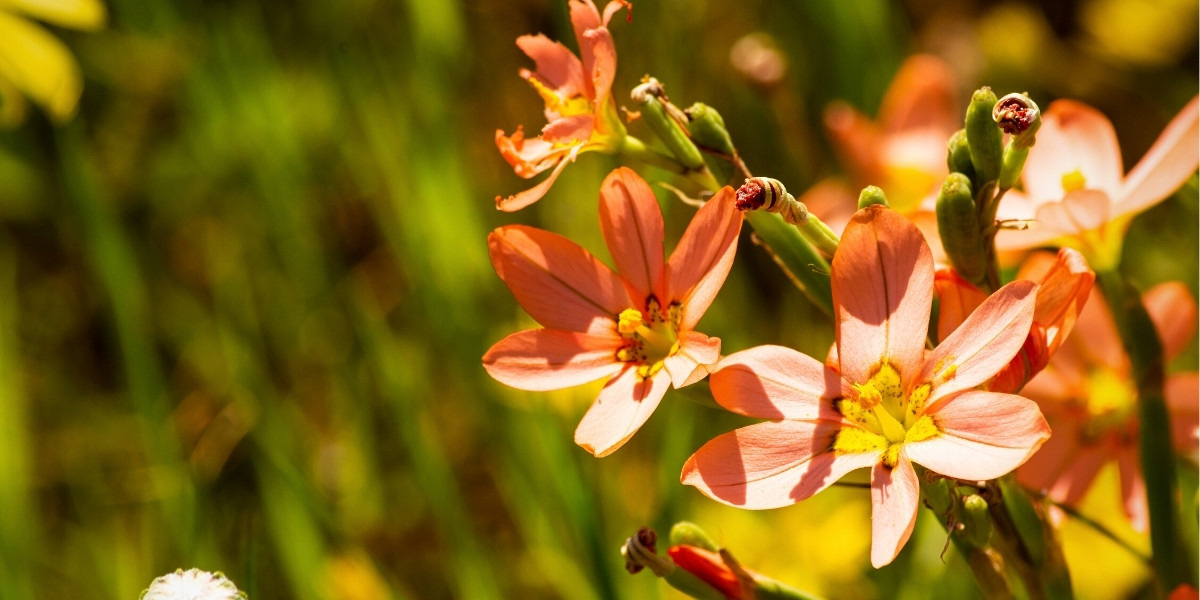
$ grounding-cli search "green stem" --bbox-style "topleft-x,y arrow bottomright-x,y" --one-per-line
1095,268 -> 1184,592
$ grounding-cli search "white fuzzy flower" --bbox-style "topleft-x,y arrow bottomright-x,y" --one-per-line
141,568 -> 246,600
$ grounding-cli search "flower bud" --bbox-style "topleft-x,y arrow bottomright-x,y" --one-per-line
685,103 -> 736,156
966,87 -> 1003,186
632,78 -> 706,171
936,173 -> 988,286
958,494 -> 994,549
669,521 -> 721,553
994,93 -> 1043,189
946,128 -> 976,180
857,185 -> 889,209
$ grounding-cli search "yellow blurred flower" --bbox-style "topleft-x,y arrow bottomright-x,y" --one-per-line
0,0 -> 106,126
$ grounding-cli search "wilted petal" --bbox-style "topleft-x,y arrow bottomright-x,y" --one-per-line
661,331 -> 721,388
682,420 -> 878,509
908,391 -> 1050,480
833,206 -> 933,386
710,345 -> 846,421
922,280 -> 1036,403
575,366 -> 670,457
483,329 -> 624,391
542,115 -> 596,144
870,456 -> 920,568
495,150 -> 574,212
599,167 -> 664,301
582,27 -> 617,105
1023,100 -> 1123,202
1142,281 -> 1198,361
1118,96 -> 1200,218
515,34 -> 586,97
489,225 -> 628,332
666,187 -> 743,331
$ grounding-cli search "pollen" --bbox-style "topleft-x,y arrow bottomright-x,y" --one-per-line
833,426 -> 887,456
906,383 -> 931,423
618,308 -> 644,335
904,415 -> 940,444
526,76 -> 591,117
1061,169 -> 1087,193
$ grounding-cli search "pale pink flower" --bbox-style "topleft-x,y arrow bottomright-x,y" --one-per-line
1017,282 -> 1199,530
935,248 -> 1095,394
803,55 -> 958,246
995,97 -> 1200,261
484,167 -> 742,456
682,205 -> 1049,568
495,0 -> 631,212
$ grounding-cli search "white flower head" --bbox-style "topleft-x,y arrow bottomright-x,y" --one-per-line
141,568 -> 246,600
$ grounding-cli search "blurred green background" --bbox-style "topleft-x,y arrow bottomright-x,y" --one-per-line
0,0 -> 1195,598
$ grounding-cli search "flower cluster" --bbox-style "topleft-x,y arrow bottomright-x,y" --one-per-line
485,0 -> 1199,595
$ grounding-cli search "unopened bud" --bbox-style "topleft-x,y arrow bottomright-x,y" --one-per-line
946,129 -> 976,180
959,494 -> 994,549
622,527 -> 674,576
936,173 -> 988,287
857,185 -> 889,209
966,87 -> 1003,186
993,93 -> 1042,146
632,78 -> 706,170
669,521 -> 721,553
685,103 -> 736,156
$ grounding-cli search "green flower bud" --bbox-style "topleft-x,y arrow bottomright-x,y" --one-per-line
936,173 -> 988,286
685,102 -> 736,156
669,521 -> 721,553
857,185 -> 889,209
946,128 -> 976,180
958,494 -> 994,549
994,93 -> 1042,189
632,78 -> 706,171
965,87 -> 1003,186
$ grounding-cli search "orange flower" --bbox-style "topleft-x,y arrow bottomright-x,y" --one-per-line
494,0 -> 631,212
484,167 -> 742,456
995,97 -> 1199,266
683,206 -> 1049,567
1017,282 -> 1199,530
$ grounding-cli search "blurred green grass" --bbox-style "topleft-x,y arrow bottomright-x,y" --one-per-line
0,0 -> 1195,598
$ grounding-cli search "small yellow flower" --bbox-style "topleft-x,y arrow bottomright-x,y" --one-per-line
0,0 -> 106,126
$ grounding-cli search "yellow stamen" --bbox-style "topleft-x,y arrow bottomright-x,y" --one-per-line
618,309 -> 644,335
527,77 -> 592,117
832,427 -> 888,456
873,405 -> 907,444
1061,169 -> 1087,193
906,383 -> 931,426
904,415 -> 941,444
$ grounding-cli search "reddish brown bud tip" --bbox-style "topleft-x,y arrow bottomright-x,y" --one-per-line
993,93 -> 1041,136
735,179 -> 766,211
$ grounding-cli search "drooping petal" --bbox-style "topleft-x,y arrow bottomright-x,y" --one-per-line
665,187 -> 743,331
496,126 -> 565,178
483,329 -> 625,391
661,331 -> 721,388
1116,446 -> 1149,532
599,167 -> 664,302
495,149 -> 575,212
1166,372 -> 1200,456
833,206 -> 934,386
515,33 -> 587,98
1142,281 -> 1198,361
681,420 -> 878,509
869,455 -> 920,568
908,391 -> 1050,480
1118,96 -> 1200,218
599,0 -> 631,26
574,366 -> 671,457
933,268 -> 987,342
922,280 -> 1036,403
1023,100 -> 1123,202
709,345 -> 846,421
489,225 -> 629,333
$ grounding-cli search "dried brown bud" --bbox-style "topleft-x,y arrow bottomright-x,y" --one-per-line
993,93 -> 1041,138
734,179 -> 767,211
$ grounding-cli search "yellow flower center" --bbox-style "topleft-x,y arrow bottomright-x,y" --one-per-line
1079,367 -> 1138,443
615,295 -> 682,379
833,362 -> 944,468
1061,169 -> 1087,193
528,77 -> 593,118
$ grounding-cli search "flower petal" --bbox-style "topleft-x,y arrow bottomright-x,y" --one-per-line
833,206 -> 934,385
483,329 -> 625,391
1118,96 -> 1200,218
681,420 -> 878,509
515,33 -> 586,98
495,143 -> 575,212
1167,372 -> 1199,456
661,331 -> 721,388
1026,248 -> 1094,359
824,101 -> 885,183
0,12 -> 83,122
870,456 -> 920,568
489,225 -> 629,333
877,55 -> 957,137
599,167 -> 664,302
908,391 -> 1050,480
922,280 -> 1036,403
710,345 -> 846,420
1023,99 -> 1123,202
1143,281 -> 1198,361
1016,408 -> 1083,493
582,27 -> 617,106
933,267 -> 987,343
665,187 -> 743,331
574,366 -> 670,457
1116,446 -> 1149,532
542,115 -> 596,144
